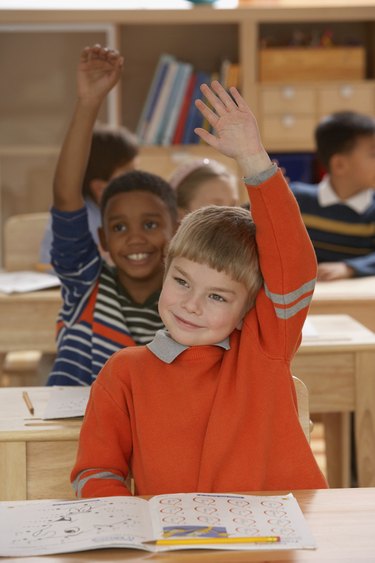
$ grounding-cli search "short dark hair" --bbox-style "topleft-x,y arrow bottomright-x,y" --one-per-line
82,123 -> 139,198
316,111 -> 375,170
101,170 -> 178,224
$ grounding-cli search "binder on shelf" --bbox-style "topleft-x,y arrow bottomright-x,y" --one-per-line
160,62 -> 193,146
136,53 -> 175,142
172,72 -> 197,145
143,58 -> 181,145
182,70 -> 210,145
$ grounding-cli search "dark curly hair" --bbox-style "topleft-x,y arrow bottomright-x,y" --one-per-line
100,170 -> 178,224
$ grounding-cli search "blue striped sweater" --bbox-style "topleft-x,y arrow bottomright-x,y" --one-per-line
291,182 -> 375,277
46,207 -> 164,386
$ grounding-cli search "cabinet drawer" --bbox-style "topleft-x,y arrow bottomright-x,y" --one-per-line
261,115 -> 316,146
259,86 -> 316,114
318,84 -> 374,114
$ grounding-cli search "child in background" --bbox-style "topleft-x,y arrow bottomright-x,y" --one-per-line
169,158 -> 239,218
72,79 -> 327,497
46,45 -> 178,386
291,111 -> 375,280
39,123 -> 139,265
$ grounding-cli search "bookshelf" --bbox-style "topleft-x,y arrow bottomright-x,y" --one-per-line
1,0 -> 375,262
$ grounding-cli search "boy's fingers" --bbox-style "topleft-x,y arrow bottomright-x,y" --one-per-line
229,87 -> 252,113
200,83 -> 228,117
195,99 -> 219,127
211,80 -> 237,110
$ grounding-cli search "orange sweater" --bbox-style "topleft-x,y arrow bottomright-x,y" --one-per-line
71,170 -> 327,497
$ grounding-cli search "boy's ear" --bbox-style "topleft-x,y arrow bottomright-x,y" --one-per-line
89,178 -> 108,205
98,226 -> 108,252
330,153 -> 347,176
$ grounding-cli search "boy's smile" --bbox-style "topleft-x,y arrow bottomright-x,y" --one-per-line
100,191 -> 175,303
159,257 -> 250,346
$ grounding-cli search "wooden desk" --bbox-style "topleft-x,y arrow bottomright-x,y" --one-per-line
0,387 -> 80,501
3,488 -> 374,563
292,314 -> 375,489
0,288 -> 59,353
311,276 -> 375,332
1,314 -> 375,501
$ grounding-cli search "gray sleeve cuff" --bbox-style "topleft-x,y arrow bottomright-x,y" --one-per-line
243,162 -> 278,186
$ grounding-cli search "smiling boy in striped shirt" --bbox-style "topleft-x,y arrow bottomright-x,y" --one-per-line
46,45 -> 178,386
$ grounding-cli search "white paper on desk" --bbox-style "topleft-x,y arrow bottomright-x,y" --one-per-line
0,271 -> 60,294
43,386 -> 90,419
302,318 -> 319,339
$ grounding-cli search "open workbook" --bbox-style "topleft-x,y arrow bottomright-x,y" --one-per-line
0,492 -> 316,557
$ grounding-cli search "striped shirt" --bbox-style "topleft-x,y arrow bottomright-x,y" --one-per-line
291,180 -> 375,277
46,206 -> 164,386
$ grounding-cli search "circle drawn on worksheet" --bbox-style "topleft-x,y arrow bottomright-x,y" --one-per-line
161,516 -> 186,524
194,505 -> 218,514
197,515 -> 220,525
261,500 -> 283,508
229,507 -> 252,517
160,506 -> 183,515
193,496 -> 215,504
227,498 -> 250,507
159,498 -> 182,505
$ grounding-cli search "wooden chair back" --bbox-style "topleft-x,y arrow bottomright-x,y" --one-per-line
3,212 -> 49,271
293,375 -> 311,442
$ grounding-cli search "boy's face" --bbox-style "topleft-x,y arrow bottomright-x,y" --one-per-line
338,134 -> 375,193
159,257 -> 249,347
99,191 -> 175,296
187,177 -> 239,212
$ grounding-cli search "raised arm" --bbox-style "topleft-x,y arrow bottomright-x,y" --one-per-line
195,82 -> 317,359
53,45 -> 123,211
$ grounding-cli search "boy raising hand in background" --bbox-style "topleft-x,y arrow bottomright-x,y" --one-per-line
72,80 -> 327,496
47,46 -> 178,386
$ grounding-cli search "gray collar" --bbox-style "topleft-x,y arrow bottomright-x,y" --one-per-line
147,329 -> 230,364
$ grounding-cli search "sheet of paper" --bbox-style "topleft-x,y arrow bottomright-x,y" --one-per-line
0,497 -> 153,557
302,318 -> 319,339
149,492 -> 316,551
43,386 -> 91,420
0,271 -> 60,294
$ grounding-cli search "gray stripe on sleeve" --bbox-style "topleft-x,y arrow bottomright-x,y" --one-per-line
274,295 -> 313,320
72,470 -> 126,498
264,278 -> 316,306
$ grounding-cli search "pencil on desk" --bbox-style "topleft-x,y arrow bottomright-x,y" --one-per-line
22,391 -> 34,416
152,536 -> 280,546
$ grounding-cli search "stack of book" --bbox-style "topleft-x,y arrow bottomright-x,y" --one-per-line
137,54 -> 240,146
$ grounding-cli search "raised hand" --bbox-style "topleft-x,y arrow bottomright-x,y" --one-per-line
77,44 -> 124,104
194,81 -> 271,176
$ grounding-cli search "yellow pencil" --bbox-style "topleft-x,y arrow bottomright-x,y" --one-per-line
154,536 -> 280,546
22,391 -> 34,416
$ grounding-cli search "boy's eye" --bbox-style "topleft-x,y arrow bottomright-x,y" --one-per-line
144,221 -> 158,230
209,293 -> 226,303
174,276 -> 188,287
113,223 -> 126,232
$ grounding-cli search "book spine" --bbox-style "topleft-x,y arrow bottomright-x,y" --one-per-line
182,71 -> 210,145
136,54 -> 174,142
143,59 -> 180,145
172,73 -> 197,145
160,62 -> 193,146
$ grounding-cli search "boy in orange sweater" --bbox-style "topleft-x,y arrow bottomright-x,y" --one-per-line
71,80 -> 327,497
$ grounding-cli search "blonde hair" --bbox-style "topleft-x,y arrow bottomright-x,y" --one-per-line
165,205 -> 263,308
169,158 -> 238,211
